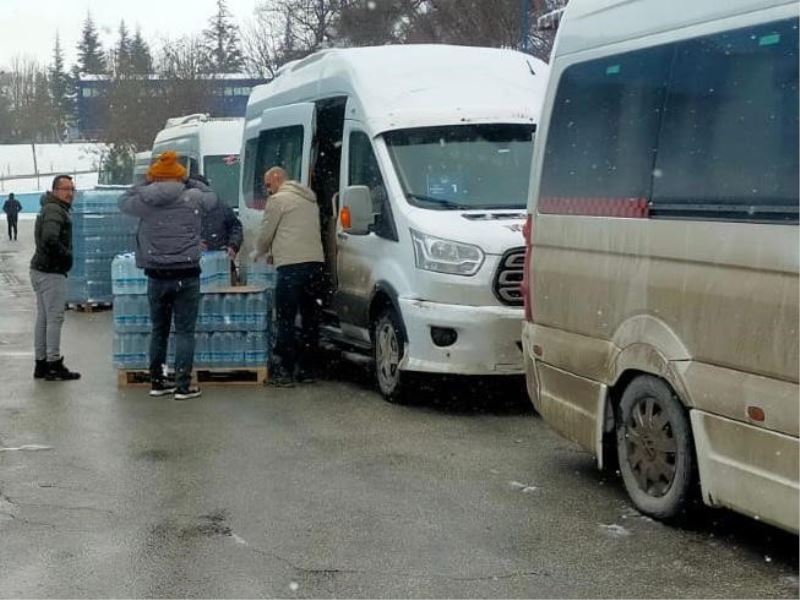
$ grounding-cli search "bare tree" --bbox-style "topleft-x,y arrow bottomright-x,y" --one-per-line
241,7 -> 285,77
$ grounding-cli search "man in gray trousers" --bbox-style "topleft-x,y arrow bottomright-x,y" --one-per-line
30,175 -> 80,381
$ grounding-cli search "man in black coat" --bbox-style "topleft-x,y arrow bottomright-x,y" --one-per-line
3,192 -> 22,241
197,174 -> 243,258
29,176 -> 80,380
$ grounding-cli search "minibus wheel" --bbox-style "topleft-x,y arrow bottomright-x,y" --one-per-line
373,308 -> 406,403
615,375 -> 695,521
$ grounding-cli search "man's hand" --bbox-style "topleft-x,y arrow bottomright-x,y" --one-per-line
226,246 -> 237,260
200,241 -> 209,252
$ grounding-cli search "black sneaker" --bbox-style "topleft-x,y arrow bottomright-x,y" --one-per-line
174,387 -> 202,400
295,370 -> 316,384
269,373 -> 295,388
149,378 -> 177,397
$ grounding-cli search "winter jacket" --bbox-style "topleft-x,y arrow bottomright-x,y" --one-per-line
3,197 -> 21,217
119,179 -> 217,272
256,180 -> 324,268
30,193 -> 73,275
201,198 -> 243,252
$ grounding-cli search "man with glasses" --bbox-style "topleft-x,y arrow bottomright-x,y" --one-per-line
29,175 -> 81,381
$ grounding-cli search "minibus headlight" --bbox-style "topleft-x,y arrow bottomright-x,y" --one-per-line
410,229 -> 484,276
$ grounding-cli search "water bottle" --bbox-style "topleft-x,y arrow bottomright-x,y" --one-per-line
245,294 -> 257,330
116,295 -> 129,332
119,334 -> 132,368
133,333 -> 147,369
220,294 -> 234,331
197,295 -> 210,331
223,332 -> 237,366
209,333 -> 222,368
256,331 -> 268,366
113,333 -> 123,368
195,332 -> 208,368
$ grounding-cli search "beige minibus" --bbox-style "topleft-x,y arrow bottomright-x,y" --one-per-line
522,0 -> 798,532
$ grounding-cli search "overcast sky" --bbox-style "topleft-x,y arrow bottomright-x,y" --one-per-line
0,0 -> 259,71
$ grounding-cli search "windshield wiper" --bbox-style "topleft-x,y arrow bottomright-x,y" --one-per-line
405,193 -> 473,210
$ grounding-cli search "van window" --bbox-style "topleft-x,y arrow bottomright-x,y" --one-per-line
348,130 -> 397,240
385,124 -> 534,210
204,155 -> 241,208
538,45 -> 672,213
242,124 -> 304,209
538,18 -> 799,223
651,18 -> 799,223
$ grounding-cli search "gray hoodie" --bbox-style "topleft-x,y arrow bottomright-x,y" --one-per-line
119,180 -> 218,271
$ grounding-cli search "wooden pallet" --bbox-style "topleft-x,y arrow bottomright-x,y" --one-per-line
68,301 -> 112,313
117,366 -> 268,388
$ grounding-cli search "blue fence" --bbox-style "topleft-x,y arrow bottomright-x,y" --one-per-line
1,192 -> 45,214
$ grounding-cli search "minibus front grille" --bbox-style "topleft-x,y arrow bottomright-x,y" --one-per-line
493,248 -> 525,306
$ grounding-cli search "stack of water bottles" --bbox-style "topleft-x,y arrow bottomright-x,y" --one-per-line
112,250 -> 275,373
68,188 -> 138,304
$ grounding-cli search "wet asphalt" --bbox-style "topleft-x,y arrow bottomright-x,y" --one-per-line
0,218 -> 797,598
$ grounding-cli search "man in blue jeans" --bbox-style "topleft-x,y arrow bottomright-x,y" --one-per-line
119,151 -> 217,400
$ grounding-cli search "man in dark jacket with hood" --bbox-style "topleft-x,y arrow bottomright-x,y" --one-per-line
30,176 -> 80,381
119,151 -> 217,400
3,192 -> 22,241
195,175 -> 243,257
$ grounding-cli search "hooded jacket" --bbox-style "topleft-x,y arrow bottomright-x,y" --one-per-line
256,180 -> 324,268
119,179 -> 217,272
30,192 -> 73,275
201,198 -> 243,252
3,196 -> 21,217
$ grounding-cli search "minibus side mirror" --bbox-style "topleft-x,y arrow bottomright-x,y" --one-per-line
340,185 -> 374,235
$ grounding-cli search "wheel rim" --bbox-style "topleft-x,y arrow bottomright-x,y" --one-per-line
376,321 -> 400,393
624,396 -> 678,497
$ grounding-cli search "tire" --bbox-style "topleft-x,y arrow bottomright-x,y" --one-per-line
373,307 -> 407,403
615,375 -> 695,521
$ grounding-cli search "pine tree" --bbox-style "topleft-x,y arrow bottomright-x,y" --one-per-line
202,0 -> 245,73
129,27 -> 153,75
76,12 -> 107,74
49,33 -> 74,140
115,20 -> 132,76
31,71 -> 55,141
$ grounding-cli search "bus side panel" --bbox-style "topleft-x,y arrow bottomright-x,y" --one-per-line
691,410 -> 799,533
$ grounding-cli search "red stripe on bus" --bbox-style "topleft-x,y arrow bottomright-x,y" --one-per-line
539,196 -> 650,218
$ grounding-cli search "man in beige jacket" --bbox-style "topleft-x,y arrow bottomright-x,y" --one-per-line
255,167 -> 326,386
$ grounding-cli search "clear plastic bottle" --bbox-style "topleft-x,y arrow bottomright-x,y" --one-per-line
222,294 -> 235,331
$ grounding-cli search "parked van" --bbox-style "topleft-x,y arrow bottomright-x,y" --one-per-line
151,114 -> 243,208
239,45 -> 549,400
522,0 -> 798,532
132,150 -> 151,185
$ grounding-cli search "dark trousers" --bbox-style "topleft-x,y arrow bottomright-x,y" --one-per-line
7,215 -> 17,240
274,262 -> 325,377
147,275 -> 200,389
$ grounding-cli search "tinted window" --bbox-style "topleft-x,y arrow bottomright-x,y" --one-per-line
539,46 -> 671,209
652,19 -> 799,223
242,125 -> 303,210
348,131 -> 396,240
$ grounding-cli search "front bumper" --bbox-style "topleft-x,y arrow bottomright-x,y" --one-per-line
398,298 -> 524,375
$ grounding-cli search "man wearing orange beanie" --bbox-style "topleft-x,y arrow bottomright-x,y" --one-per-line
119,151 -> 218,400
